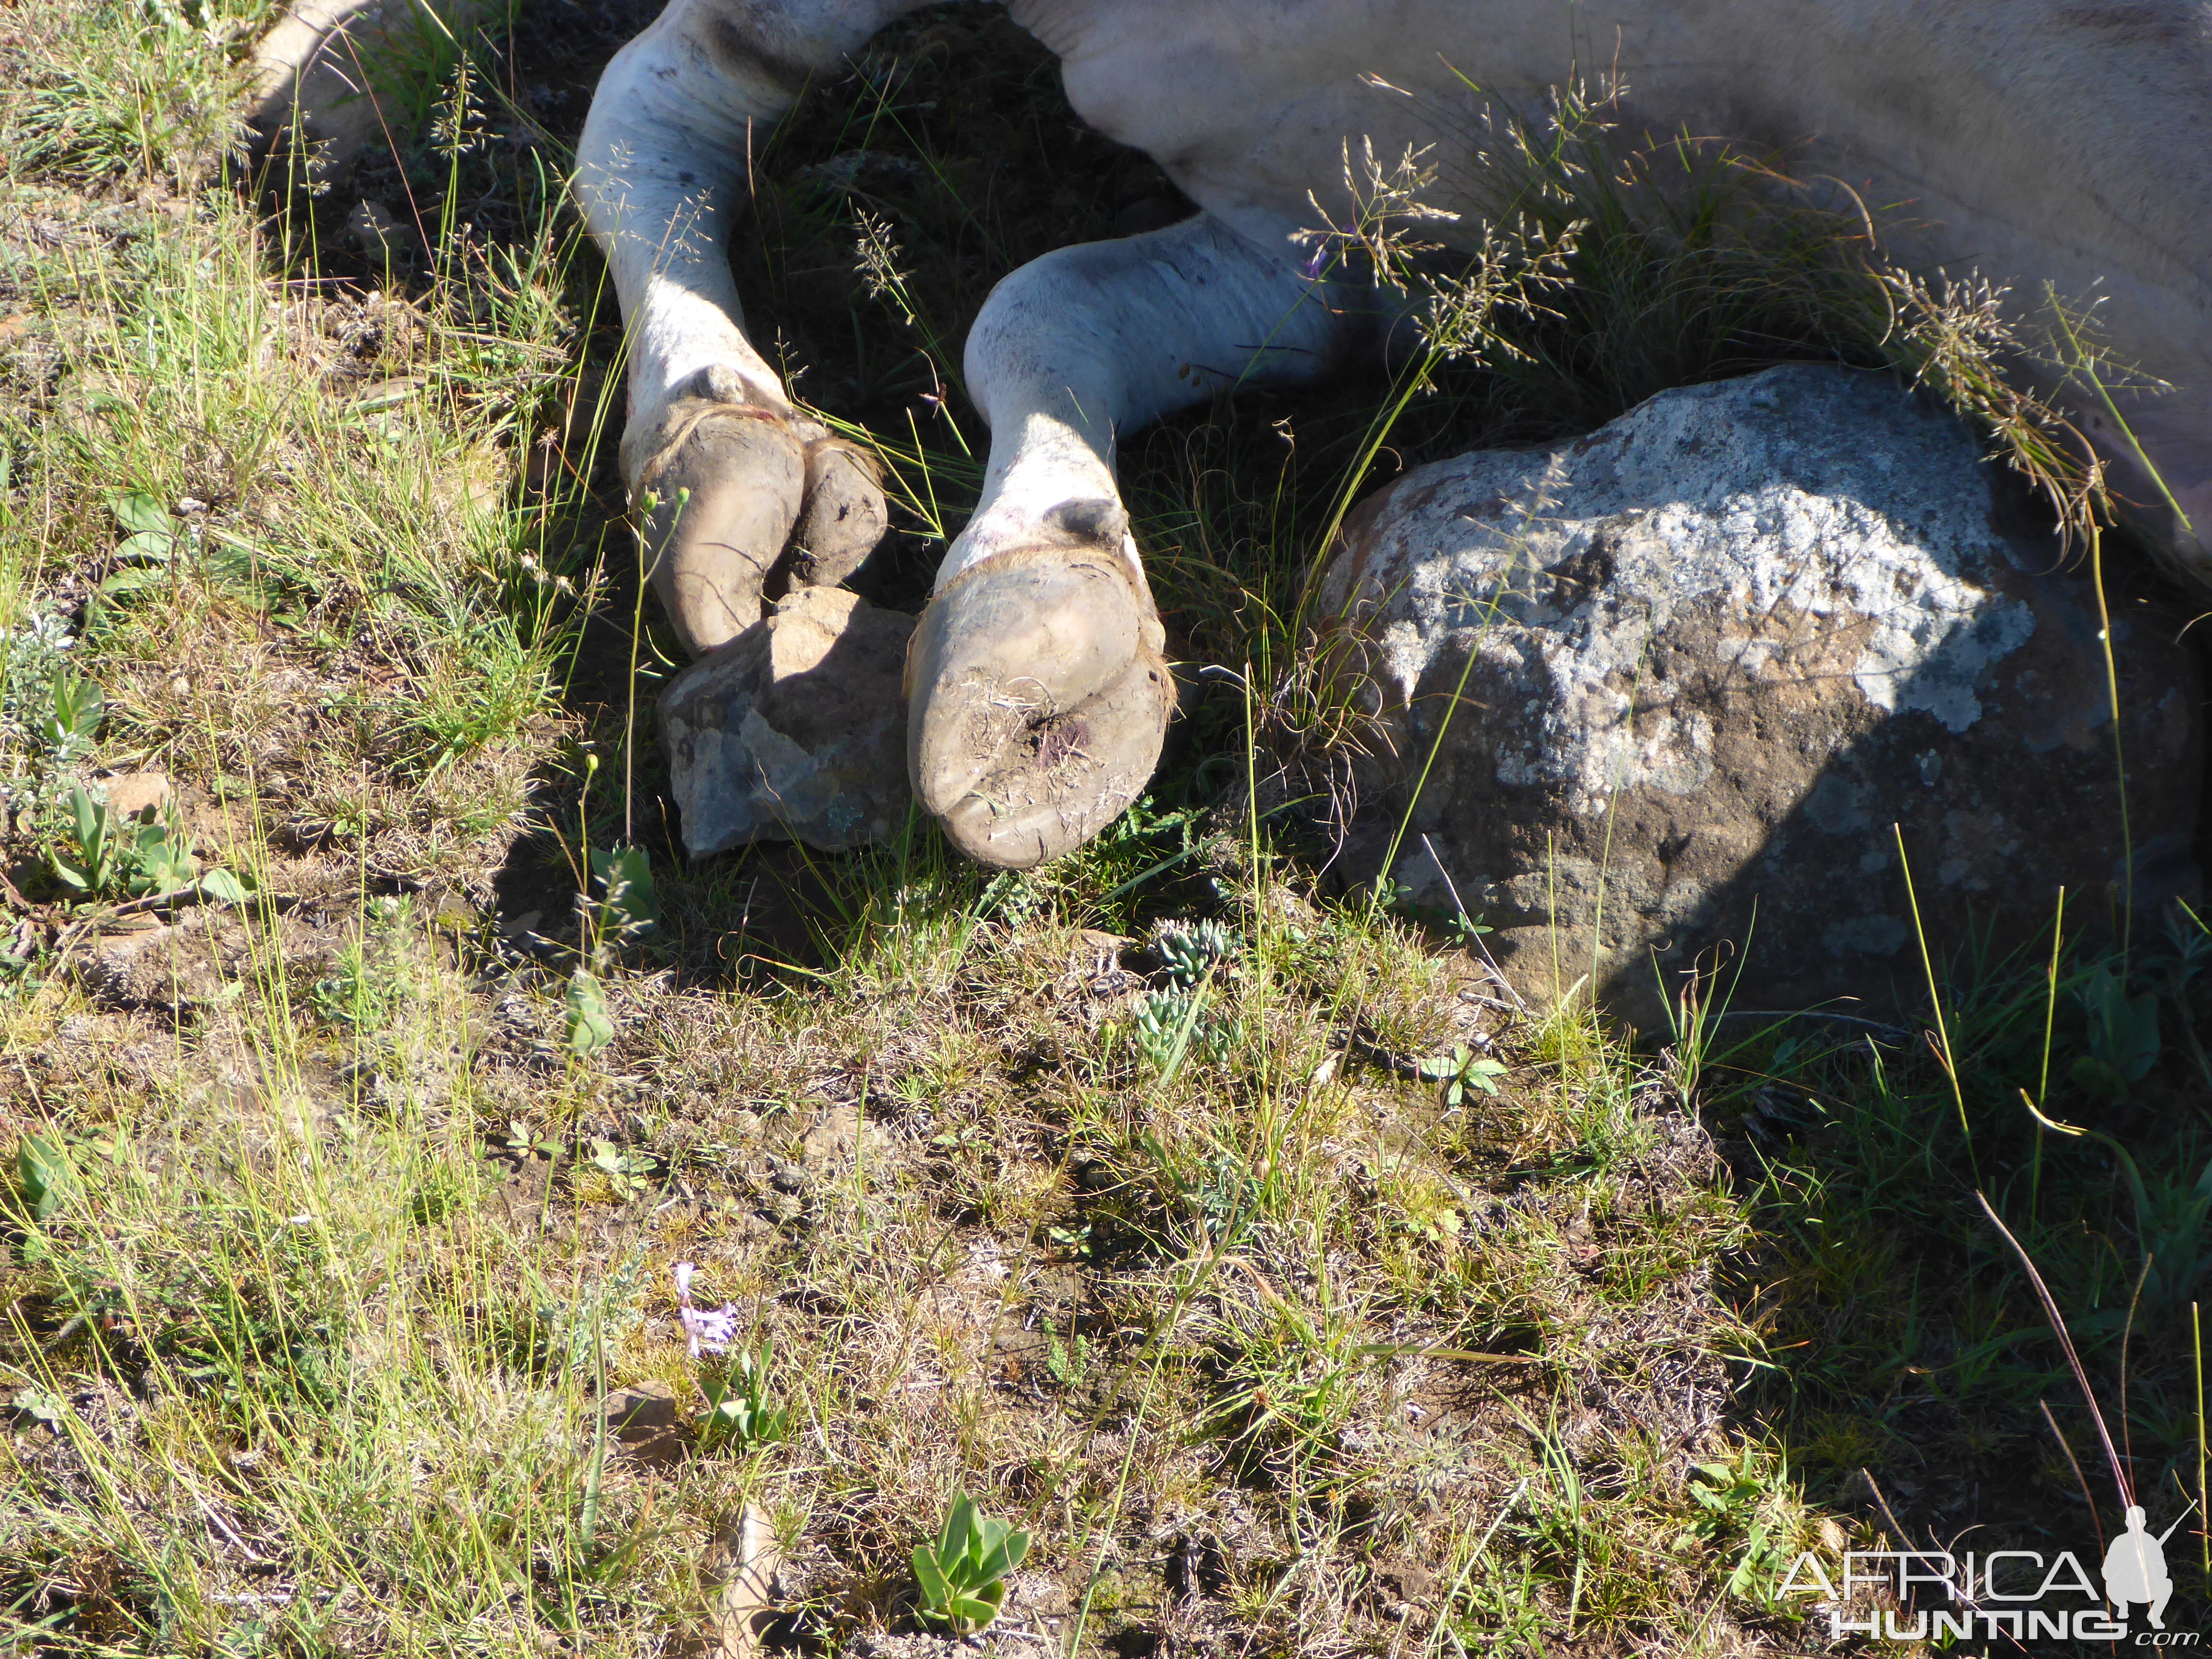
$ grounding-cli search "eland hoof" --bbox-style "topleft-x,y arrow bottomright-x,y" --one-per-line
906,511 -> 1174,869
628,377 -> 890,658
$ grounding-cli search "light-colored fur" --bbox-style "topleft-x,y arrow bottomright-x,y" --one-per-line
581,0 -> 2212,583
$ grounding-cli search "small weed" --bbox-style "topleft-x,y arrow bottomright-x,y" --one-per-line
585,1137 -> 654,1197
1151,916 -> 1235,986
408,1167 -> 469,1227
14,1134 -> 73,1224
1041,1313 -> 1092,1389
98,488 -> 182,609
565,967 -> 616,1057
47,784 -> 121,899
312,898 -> 419,1031
1173,1147 -> 1266,1244
36,669 -> 103,764
588,844 -> 660,943
48,783 -> 199,902
1447,908 -> 1495,950
2073,961 -> 2161,1101
1,617 -> 92,793
1129,986 -> 1243,1078
1046,1219 -> 1095,1259
697,1342 -> 792,1454
565,842 -> 659,1055
912,1493 -> 1031,1636
1677,1450 -> 1803,1607
502,1119 -> 564,1159
1421,1043 -> 1509,1108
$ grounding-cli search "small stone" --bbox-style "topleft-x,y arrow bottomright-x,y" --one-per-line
598,1381 -> 686,1467
660,586 -> 915,856
601,1381 -> 679,1437
99,771 -> 170,822
1377,1561 -> 1435,1602
1077,927 -> 1135,958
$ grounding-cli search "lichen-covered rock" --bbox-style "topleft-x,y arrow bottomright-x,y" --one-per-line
1319,365 -> 2203,1027
660,586 -> 915,856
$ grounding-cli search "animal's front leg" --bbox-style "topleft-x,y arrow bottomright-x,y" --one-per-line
910,213 -> 1388,867
575,0 -> 926,653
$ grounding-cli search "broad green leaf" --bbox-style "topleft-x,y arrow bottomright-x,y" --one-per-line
911,1547 -> 950,1609
18,1135 -> 72,1221
43,675 -> 104,751
950,1584 -> 1005,1634
940,1492 -> 978,1560
2070,1054 -> 2129,1105
109,490 -> 172,538
197,868 -> 251,905
975,1525 -> 1030,1583
99,566 -> 170,599
590,845 -> 659,937
8,1389 -> 64,1424
114,529 -> 175,563
565,970 -> 615,1056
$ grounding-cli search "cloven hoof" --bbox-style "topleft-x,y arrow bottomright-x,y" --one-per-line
630,387 -> 888,658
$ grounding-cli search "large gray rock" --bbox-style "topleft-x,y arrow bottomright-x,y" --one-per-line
1319,366 -> 2203,1027
660,586 -> 915,855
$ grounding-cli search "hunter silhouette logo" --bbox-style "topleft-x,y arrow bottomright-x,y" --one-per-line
2105,1505 -> 2181,1631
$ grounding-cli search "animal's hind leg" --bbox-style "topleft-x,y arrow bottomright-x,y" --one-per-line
575,0 -> 931,654
908,211 -> 1396,868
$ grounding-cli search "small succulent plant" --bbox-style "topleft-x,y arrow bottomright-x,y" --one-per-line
1151,917 -> 1235,986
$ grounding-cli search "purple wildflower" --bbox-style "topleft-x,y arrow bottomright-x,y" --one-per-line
673,1260 -> 741,1359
